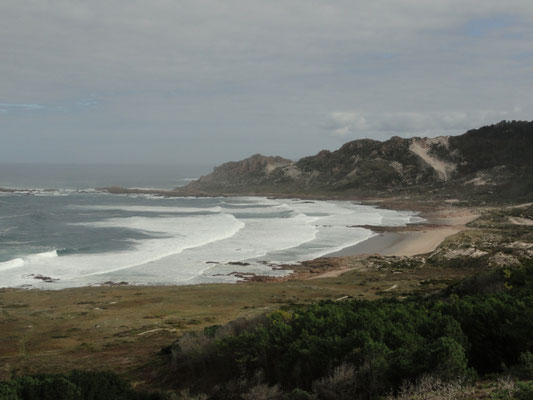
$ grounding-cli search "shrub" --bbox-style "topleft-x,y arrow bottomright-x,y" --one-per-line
0,383 -> 18,400
213,298 -> 470,394
242,383 -> 282,400
515,352 -> 533,379
312,363 -> 358,400
388,375 -> 472,400
515,381 -> 533,400
0,371 -> 167,400
13,375 -> 81,400
283,388 -> 314,400
439,291 -> 533,373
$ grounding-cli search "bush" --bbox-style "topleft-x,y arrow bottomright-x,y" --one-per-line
13,375 -> 81,400
439,291 -> 533,373
0,371 -> 168,400
490,378 -> 533,400
212,299 -> 470,394
66,370 -> 133,400
515,381 -> 533,400
312,363 -> 358,400
0,383 -> 18,400
429,337 -> 469,381
171,264 -> 533,397
515,352 -> 533,379
283,388 -> 313,400
242,383 -> 282,400
389,375 -> 472,400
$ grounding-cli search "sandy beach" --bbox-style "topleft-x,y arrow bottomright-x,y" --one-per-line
328,227 -> 466,258
330,206 -> 478,257
314,206 -> 479,279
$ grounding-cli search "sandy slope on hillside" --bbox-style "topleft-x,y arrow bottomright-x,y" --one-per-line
509,217 -> 533,226
409,139 -> 456,181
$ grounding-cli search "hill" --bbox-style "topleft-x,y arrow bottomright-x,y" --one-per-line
180,121 -> 533,202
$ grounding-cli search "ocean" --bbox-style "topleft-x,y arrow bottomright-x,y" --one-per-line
0,164 -> 424,289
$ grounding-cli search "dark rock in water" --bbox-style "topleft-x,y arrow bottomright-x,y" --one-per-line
227,261 -> 251,266
31,274 -> 59,283
100,281 -> 129,286
226,271 -> 279,282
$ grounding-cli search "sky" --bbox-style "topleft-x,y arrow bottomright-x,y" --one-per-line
1,0 -> 532,166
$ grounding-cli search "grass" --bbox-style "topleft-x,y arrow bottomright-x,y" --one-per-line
0,261 -> 477,389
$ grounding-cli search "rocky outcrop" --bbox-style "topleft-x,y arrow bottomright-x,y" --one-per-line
183,154 -> 292,193
180,121 -> 533,201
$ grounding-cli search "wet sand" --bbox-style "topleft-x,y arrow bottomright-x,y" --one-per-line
324,206 -> 479,258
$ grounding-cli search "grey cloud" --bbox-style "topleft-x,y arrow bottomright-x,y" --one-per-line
0,1 -> 532,164
325,110 -> 522,138
2,0 -> 532,100
0,103 -> 46,112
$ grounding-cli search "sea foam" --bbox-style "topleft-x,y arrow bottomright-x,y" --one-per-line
0,258 -> 25,271
0,197 -> 423,289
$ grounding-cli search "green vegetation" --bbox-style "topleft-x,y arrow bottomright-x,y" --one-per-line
0,370 -> 171,400
450,121 -> 533,174
165,263 -> 533,399
490,379 -> 533,400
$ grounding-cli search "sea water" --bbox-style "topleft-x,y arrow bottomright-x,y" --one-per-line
0,165 -> 424,289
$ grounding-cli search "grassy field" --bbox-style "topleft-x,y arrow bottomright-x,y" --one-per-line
0,261 -> 478,389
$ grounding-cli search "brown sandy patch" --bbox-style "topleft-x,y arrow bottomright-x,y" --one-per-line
509,216 -> 533,226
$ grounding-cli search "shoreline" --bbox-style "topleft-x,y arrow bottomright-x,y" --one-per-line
325,225 -> 468,259
0,191 -> 479,290
298,205 -> 479,280
325,231 -> 408,257
241,204 -> 479,282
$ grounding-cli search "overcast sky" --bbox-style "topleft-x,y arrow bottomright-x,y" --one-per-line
1,1 -> 532,166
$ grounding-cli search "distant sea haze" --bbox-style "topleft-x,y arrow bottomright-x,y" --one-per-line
0,189 -> 424,289
0,163 -> 211,190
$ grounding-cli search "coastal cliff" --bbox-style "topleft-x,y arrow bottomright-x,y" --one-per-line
183,154 -> 292,193
179,120 -> 533,201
